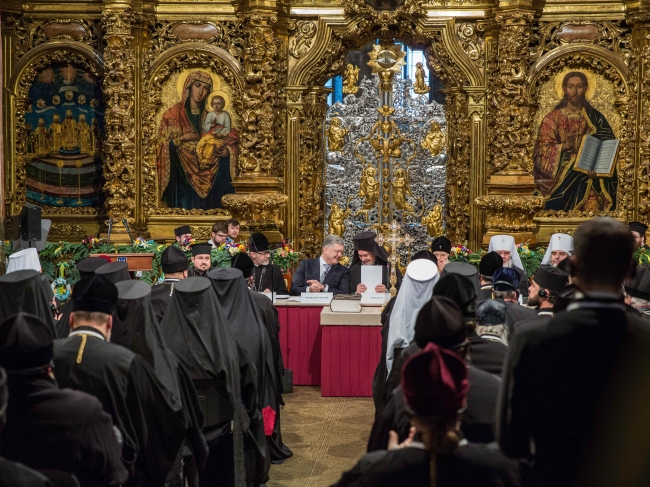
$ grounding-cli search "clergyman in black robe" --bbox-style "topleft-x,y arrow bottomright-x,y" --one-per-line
0,313 -> 128,487
160,277 -> 250,487
335,343 -> 521,487
231,252 -> 293,463
114,280 -> 208,485
348,231 -> 402,294
53,275 -> 187,487
368,296 -> 500,451
209,267 -> 274,484
55,257 -> 111,338
0,270 -> 55,333
150,245 -> 190,325
248,232 -> 289,295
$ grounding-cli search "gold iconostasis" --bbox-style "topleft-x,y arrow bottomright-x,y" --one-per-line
2,0 -> 650,256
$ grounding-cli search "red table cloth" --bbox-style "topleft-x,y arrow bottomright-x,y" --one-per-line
277,305 -> 324,386
320,325 -> 382,397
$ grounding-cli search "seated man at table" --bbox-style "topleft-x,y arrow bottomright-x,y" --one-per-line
290,234 -> 349,295
349,231 -> 402,295
249,232 -> 289,295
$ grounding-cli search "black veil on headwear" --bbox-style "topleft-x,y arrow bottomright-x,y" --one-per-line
114,281 -> 183,412
433,273 -> 478,318
0,270 -> 55,332
207,268 -> 276,405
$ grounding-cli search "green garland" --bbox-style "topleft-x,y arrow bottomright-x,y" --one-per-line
5,240 -> 234,290
448,242 -> 545,278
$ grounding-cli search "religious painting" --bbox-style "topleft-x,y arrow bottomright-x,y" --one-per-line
24,64 -> 105,207
156,69 -> 239,211
532,69 -> 621,213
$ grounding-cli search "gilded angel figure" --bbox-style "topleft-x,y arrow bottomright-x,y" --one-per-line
392,167 -> 415,215
328,203 -> 348,236
342,64 -> 360,95
413,62 -> 429,95
422,205 -> 444,237
355,166 -> 379,221
327,118 -> 348,152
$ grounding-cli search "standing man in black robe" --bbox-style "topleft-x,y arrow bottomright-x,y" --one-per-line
188,243 -> 212,278
498,217 -> 650,487
0,313 -> 128,487
55,257 -> 111,338
0,270 -> 56,333
348,231 -> 401,295
53,275 -> 187,487
150,245 -> 189,324
95,261 -> 131,284
248,232 -> 289,295
114,281 -> 209,486
160,277 -> 250,487
231,253 -> 293,463
209,267 -> 274,485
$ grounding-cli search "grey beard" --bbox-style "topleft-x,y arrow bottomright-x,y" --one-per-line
504,259 -> 513,269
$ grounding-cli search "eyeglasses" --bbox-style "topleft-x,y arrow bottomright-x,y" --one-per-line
216,233 -> 227,238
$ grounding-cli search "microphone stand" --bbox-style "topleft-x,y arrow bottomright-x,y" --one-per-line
107,218 -> 113,246
122,218 -> 135,250
269,249 -> 275,305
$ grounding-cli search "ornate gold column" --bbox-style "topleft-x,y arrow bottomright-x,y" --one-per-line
221,11 -> 288,242
289,87 -> 329,258
628,1 -> 650,225
476,3 -> 543,244
101,1 -> 136,240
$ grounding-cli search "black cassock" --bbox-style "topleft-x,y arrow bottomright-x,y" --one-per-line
371,295 -> 397,413
150,278 -> 181,324
53,329 -> 187,487
113,281 -> 209,478
209,268 -> 274,484
54,299 -> 72,338
187,266 -> 211,278
160,277 -> 250,487
333,443 -> 522,487
248,290 -> 293,462
252,264 -> 289,295
0,457 -> 52,487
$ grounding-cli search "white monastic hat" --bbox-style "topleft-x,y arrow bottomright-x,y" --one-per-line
488,235 -> 524,270
541,233 -> 574,265
7,247 -> 42,273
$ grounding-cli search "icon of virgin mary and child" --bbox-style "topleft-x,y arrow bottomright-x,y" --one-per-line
156,71 -> 239,210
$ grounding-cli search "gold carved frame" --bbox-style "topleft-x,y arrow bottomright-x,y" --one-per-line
526,43 -> 636,239
6,38 -> 105,236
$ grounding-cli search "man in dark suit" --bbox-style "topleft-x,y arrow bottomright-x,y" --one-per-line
290,234 -> 349,295
498,217 -> 650,487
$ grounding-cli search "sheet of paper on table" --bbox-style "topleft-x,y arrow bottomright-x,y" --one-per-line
361,265 -> 383,292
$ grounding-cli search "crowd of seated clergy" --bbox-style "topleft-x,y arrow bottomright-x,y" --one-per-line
1,217 -> 650,486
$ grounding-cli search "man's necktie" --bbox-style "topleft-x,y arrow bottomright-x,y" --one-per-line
320,264 -> 331,284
